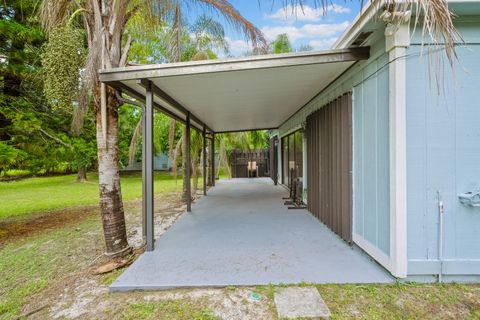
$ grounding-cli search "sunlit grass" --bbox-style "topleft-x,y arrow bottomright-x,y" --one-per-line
0,171 -> 202,219
0,216 -> 101,319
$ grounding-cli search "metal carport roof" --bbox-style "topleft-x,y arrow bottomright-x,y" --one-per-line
99,47 -> 369,133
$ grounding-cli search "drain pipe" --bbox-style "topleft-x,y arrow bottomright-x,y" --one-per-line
437,190 -> 444,283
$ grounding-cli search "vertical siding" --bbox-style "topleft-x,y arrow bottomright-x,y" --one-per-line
279,36 -> 391,257
306,93 -> 352,242
406,44 -> 480,269
352,53 -> 390,255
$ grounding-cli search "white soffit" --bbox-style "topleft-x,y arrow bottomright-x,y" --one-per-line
100,48 -> 369,132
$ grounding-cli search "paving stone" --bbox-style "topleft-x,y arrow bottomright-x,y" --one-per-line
274,287 -> 331,319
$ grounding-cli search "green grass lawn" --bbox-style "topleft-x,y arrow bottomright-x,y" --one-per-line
0,216 -> 101,319
0,172 -> 479,319
0,171 -> 199,219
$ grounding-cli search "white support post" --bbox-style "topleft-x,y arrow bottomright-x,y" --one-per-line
385,14 -> 411,278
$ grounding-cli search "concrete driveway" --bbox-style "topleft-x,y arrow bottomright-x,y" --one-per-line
111,178 -> 393,291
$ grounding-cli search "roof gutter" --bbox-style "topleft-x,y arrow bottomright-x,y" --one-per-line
333,0 -> 384,49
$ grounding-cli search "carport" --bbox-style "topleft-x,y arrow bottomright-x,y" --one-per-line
99,47 -> 393,289
111,178 -> 392,290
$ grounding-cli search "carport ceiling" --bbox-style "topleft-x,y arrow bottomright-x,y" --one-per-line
100,47 -> 369,132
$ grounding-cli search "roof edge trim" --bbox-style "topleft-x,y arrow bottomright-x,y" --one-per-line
99,47 -> 369,83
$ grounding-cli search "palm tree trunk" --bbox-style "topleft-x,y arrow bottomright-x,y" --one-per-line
95,88 -> 131,257
167,118 -> 176,170
207,139 -> 212,186
192,155 -> 198,199
181,126 -> 189,201
127,117 -> 142,167
218,140 -> 231,178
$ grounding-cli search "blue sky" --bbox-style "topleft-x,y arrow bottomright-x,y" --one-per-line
189,1 -> 362,56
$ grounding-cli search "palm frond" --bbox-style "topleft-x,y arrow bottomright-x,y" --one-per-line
284,0 -> 461,67
191,14 -> 230,53
191,0 -> 267,52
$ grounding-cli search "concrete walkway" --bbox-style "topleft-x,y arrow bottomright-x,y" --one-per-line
111,178 -> 393,291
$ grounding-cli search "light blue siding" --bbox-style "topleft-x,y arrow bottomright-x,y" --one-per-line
275,6 -> 480,278
279,36 -> 391,257
352,52 -> 390,255
406,42 -> 480,275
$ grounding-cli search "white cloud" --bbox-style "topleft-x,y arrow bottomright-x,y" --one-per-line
261,21 -> 350,42
225,37 -> 253,57
266,4 -> 350,22
309,37 -> 339,50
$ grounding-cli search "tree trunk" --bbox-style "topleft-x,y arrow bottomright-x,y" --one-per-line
218,140 -> 231,178
207,139 -> 212,186
192,154 -> 198,199
181,126 -> 189,201
127,117 -> 142,167
167,119 -> 176,171
95,87 -> 131,258
77,167 -> 88,182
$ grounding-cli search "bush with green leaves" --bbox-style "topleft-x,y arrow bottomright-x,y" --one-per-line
0,142 -> 25,175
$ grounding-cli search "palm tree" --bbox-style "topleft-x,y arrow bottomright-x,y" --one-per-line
40,0 -> 266,258
40,0 -> 461,259
127,13 -> 233,200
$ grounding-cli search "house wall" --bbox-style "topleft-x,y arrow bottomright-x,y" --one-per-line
405,19 -> 480,280
278,31 -> 392,268
123,152 -> 171,171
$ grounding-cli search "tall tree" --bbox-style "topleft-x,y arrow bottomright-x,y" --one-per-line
39,0 -> 461,259
0,1 -> 96,177
127,13 -> 233,198
270,33 -> 292,54
40,0 -> 266,258
0,1 -> 44,141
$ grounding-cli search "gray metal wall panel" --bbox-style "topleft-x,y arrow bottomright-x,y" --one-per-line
306,93 -> 352,243
279,36 -> 391,257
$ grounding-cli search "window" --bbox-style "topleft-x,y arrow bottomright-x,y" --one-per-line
281,130 -> 303,187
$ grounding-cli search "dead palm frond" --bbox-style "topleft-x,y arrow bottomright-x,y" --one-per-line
40,0 -> 73,32
386,0 -> 462,64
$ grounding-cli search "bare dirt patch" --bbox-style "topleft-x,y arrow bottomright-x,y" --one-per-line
0,205 -> 98,246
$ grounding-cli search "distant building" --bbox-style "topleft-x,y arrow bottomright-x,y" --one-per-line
123,152 -> 171,171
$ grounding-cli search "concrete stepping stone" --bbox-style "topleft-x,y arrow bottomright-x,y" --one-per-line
274,287 -> 331,319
